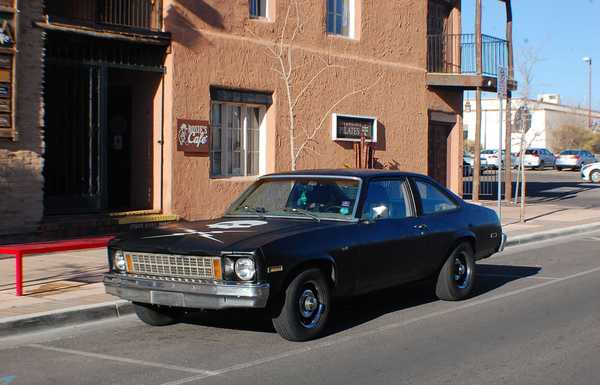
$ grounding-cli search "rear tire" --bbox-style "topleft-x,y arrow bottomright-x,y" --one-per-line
435,243 -> 476,301
134,302 -> 180,326
272,268 -> 331,341
591,170 -> 600,184
555,166 -> 562,171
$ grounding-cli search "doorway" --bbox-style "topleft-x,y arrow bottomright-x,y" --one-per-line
428,122 -> 451,187
43,65 -> 159,215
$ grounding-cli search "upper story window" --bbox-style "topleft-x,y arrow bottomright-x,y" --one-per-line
249,0 -> 268,19
326,0 -> 356,38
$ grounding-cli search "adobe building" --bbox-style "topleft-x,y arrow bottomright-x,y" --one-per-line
0,0 -> 510,239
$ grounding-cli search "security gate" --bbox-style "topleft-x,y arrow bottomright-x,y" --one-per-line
463,168 -> 505,198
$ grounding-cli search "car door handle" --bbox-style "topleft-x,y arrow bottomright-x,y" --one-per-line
414,224 -> 429,231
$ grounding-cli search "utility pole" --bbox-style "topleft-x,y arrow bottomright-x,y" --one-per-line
503,0 -> 514,203
583,57 -> 592,129
473,0 -> 483,202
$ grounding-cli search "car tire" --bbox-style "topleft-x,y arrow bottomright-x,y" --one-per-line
435,243 -> 476,301
133,302 -> 180,326
591,170 -> 600,184
272,268 -> 331,342
555,166 -> 562,171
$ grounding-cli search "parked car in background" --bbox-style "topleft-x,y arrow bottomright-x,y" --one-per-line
581,162 -> 600,183
517,148 -> 556,170
480,150 -> 518,170
464,154 -> 490,174
104,170 -> 506,341
555,150 -> 597,171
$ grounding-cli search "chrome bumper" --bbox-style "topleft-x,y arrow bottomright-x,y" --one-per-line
498,233 -> 507,252
104,274 -> 270,310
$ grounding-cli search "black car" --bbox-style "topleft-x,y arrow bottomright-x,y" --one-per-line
104,170 -> 506,341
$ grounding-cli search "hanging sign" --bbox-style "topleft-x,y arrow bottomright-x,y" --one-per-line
331,113 -> 378,143
497,66 -> 508,100
176,119 -> 210,154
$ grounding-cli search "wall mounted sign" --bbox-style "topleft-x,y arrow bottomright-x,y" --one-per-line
0,3 -> 14,139
176,119 -> 210,154
331,113 -> 378,143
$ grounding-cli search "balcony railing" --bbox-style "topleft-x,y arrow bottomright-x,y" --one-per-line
45,0 -> 163,32
428,34 -> 508,77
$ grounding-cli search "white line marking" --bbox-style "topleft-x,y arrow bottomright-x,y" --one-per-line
28,344 -> 217,376
159,264 -> 600,385
477,273 -> 559,281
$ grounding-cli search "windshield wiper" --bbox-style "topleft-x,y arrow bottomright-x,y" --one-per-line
283,208 -> 321,222
238,206 -> 267,218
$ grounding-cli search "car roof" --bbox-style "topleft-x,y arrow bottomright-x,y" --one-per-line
262,169 -> 427,180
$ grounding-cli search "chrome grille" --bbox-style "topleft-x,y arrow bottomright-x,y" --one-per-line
125,252 -> 217,280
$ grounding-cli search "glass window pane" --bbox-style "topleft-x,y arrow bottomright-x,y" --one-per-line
415,180 -> 458,215
362,180 -> 411,220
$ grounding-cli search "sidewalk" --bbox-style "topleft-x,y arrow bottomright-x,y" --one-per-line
2,203 -> 600,336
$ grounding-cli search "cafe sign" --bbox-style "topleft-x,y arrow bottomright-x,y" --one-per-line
331,113 -> 378,143
177,119 -> 210,153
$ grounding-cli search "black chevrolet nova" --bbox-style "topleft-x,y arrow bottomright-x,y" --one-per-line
104,170 -> 505,341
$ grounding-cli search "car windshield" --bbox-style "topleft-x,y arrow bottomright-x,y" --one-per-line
227,178 -> 361,221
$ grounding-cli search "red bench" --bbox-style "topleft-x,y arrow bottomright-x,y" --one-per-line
0,236 -> 114,296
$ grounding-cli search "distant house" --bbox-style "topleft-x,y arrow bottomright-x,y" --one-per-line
463,94 -> 600,153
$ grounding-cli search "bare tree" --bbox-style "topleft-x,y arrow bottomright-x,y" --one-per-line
249,0 -> 380,170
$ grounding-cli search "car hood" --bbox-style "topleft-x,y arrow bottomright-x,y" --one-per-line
109,216 -> 343,255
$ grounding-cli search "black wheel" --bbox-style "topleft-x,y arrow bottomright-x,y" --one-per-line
591,170 -> 600,184
555,166 -> 562,171
536,161 -> 545,170
133,302 -> 180,326
435,243 -> 476,301
272,268 -> 331,341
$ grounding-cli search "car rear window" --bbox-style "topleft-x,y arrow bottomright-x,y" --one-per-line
560,150 -> 579,155
525,150 -> 538,155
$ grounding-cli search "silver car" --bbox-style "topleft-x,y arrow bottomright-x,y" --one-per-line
555,150 -> 597,171
518,148 -> 556,170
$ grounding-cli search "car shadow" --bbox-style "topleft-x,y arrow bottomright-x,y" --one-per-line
177,264 -> 542,337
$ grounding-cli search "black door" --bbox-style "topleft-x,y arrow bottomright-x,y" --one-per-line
44,64 -> 106,214
355,178 -> 426,293
410,177 -> 462,276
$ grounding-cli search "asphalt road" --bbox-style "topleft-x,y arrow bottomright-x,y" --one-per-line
2,231 -> 600,385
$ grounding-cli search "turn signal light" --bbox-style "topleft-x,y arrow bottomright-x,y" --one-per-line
213,258 -> 223,280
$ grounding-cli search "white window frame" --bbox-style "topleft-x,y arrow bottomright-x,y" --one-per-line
249,0 -> 269,20
326,0 -> 356,39
211,102 -> 267,178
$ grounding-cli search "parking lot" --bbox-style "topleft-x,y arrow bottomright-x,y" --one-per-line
2,231 -> 600,385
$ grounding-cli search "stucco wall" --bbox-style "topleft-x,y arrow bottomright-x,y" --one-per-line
164,0 -> 461,221
0,0 -> 44,234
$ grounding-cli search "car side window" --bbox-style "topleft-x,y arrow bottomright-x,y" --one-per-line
362,179 -> 413,220
414,179 -> 458,215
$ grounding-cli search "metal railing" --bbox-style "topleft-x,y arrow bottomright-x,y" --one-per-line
46,0 -> 163,32
428,34 -> 508,77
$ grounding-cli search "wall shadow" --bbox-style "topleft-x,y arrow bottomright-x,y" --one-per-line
164,0 -> 224,49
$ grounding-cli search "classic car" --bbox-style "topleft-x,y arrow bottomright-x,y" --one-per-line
104,170 -> 506,341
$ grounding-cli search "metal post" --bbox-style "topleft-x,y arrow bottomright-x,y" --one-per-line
497,99 -> 503,221
589,59 -> 593,130
15,251 -> 23,296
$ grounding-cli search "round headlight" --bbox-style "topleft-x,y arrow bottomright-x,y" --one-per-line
114,250 -> 126,272
234,258 -> 256,281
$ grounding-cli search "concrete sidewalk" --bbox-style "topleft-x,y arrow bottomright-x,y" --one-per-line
2,203 -> 600,337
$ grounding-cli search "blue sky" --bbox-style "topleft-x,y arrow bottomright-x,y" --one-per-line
462,0 -> 600,109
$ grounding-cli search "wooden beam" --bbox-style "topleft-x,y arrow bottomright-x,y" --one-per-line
504,0 -> 514,203
473,0 -> 482,201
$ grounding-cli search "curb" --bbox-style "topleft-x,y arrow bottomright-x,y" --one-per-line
506,221 -> 600,248
0,300 -> 133,338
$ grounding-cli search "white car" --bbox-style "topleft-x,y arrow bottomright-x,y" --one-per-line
581,162 -> 600,183
480,149 -> 518,170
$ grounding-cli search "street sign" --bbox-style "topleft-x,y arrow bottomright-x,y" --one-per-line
497,66 -> 508,99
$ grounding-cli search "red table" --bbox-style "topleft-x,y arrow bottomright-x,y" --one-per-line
0,236 -> 113,296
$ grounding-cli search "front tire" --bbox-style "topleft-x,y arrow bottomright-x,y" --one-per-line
133,302 -> 180,326
272,268 -> 331,341
435,244 -> 476,301
591,170 -> 600,184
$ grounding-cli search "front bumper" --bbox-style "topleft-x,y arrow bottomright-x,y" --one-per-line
498,233 -> 507,252
104,274 -> 270,310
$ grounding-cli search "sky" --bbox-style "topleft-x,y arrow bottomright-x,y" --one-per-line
462,0 -> 600,110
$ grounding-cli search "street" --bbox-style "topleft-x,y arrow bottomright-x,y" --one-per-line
2,231 -> 600,385
521,169 -> 600,208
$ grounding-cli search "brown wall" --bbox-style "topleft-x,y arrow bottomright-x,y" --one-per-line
164,0 -> 462,221
0,0 -> 44,234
